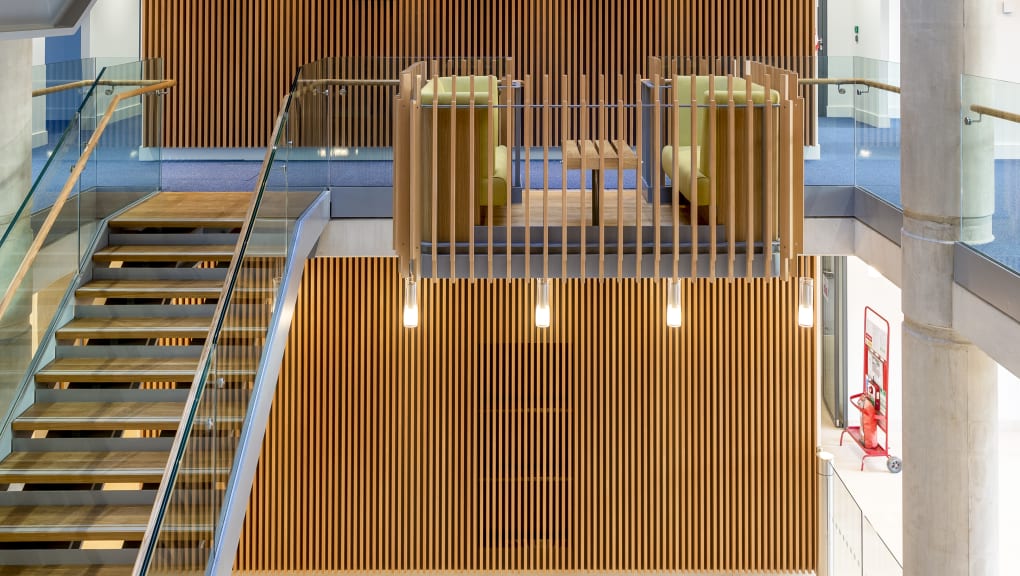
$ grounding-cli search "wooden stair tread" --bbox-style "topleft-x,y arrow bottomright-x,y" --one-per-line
111,191 -> 251,228
13,403 -> 184,431
77,280 -> 225,300
0,451 -> 168,484
0,505 -> 153,541
35,357 -> 200,383
57,317 -> 214,340
94,244 -> 236,262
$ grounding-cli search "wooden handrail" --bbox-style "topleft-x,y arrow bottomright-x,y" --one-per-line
798,77 -> 900,94
297,78 -> 401,86
968,103 -> 1020,125
0,79 -> 176,321
31,78 -> 168,98
293,78 -> 400,99
31,79 -> 92,97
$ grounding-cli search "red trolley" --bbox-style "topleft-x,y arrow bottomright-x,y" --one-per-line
840,307 -> 902,473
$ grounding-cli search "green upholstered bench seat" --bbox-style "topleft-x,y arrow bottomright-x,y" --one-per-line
662,76 -> 779,207
661,145 -> 710,206
480,144 -> 508,207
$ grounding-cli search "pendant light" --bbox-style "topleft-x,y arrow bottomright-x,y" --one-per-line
666,278 -> 683,328
798,276 -> 814,328
535,278 -> 551,328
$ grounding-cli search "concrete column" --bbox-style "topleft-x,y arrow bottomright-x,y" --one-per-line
0,40 -> 33,419
0,40 -> 32,232
901,1 -> 999,575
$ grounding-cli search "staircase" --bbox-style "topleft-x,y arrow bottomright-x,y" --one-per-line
0,191 -> 251,575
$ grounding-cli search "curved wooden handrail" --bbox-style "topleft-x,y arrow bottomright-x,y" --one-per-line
968,103 -> 1020,125
297,77 -> 401,87
0,78 -> 176,321
31,79 -> 92,97
798,77 -> 900,94
31,78 -> 168,98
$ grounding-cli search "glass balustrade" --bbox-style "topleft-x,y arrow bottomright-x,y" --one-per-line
806,56 -> 901,208
31,58 -> 99,177
0,58 -> 167,471
135,70 -> 321,575
962,74 -> 1020,275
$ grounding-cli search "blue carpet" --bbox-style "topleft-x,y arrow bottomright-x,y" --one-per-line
972,158 -> 1020,271
805,116 -> 902,206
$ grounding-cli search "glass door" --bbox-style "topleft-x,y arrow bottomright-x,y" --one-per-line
821,255 -> 847,427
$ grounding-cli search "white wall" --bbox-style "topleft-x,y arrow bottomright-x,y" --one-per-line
845,255 -> 903,460
31,38 -> 44,65
965,0 -> 1020,83
825,0 -> 901,123
81,0 -> 138,61
964,1 -> 1020,157
827,0 -> 898,61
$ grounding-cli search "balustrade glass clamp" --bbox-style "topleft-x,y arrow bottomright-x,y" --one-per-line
856,85 -> 870,96
964,114 -> 983,126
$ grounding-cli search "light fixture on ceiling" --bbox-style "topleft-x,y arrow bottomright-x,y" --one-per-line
403,276 -> 419,328
666,278 -> 683,328
535,278 -> 551,328
798,276 -> 815,328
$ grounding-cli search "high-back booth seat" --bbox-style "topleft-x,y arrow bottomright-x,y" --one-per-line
660,75 -> 780,241
419,75 -> 508,243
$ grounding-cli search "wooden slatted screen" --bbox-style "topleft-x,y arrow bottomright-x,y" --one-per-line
236,256 -> 817,572
142,0 -> 816,148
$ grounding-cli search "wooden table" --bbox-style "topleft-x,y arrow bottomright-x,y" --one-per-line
563,140 -> 639,224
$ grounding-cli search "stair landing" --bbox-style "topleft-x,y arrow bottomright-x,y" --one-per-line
112,191 -> 251,228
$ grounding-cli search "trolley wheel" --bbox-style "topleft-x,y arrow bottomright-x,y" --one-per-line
887,456 -> 902,474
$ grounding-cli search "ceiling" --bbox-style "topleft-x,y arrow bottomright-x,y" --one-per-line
0,0 -> 97,39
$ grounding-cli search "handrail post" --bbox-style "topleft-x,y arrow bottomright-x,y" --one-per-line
817,450 -> 834,576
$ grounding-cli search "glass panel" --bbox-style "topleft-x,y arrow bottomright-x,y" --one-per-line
32,58 -> 99,179
803,55 -> 901,201
808,55 -> 857,187
853,58 -> 901,207
1,58 -> 166,491
3,62 -> 101,434
81,59 -> 164,263
0,110 -> 87,423
961,74 -> 1020,274
29,55 -> 139,191
821,256 -> 848,427
138,74 -> 318,574
285,63 -> 330,193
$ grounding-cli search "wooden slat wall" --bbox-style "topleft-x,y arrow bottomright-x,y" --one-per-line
142,0 -> 815,148
236,256 -> 817,572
